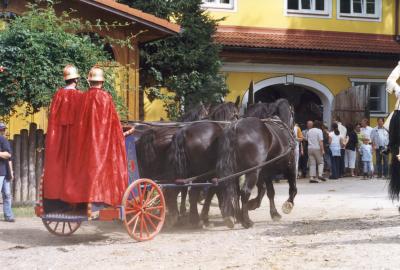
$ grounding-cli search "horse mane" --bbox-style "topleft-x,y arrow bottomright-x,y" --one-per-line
245,98 -> 294,129
208,102 -> 239,121
179,103 -> 207,122
245,103 -> 275,118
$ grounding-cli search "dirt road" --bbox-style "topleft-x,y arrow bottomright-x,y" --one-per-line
1,178 -> 400,270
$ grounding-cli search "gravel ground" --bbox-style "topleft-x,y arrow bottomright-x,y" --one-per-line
1,178 -> 400,270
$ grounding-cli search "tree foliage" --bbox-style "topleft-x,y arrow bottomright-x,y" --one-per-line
0,3 -> 128,117
119,0 -> 227,119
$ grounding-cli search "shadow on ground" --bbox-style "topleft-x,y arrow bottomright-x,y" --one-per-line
261,215 -> 400,237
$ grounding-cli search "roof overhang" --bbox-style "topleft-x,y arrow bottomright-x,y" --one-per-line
215,26 -> 400,56
77,0 -> 180,41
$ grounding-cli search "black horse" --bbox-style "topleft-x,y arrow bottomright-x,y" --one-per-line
169,102 -> 240,226
135,103 -> 209,226
242,98 -> 295,211
217,117 -> 297,228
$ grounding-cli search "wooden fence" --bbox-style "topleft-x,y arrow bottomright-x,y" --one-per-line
9,123 -> 44,205
332,85 -> 370,125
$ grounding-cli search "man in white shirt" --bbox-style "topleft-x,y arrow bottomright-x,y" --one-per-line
360,118 -> 373,141
306,121 -> 325,183
371,117 -> 389,178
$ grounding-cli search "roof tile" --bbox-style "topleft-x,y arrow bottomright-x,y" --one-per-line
215,26 -> 400,54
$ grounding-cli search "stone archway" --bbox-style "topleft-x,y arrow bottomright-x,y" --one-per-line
242,75 -> 334,126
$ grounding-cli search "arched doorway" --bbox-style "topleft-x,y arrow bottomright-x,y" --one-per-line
255,84 -> 323,127
242,76 -> 334,126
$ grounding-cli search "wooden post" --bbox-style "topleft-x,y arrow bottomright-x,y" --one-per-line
20,129 -> 29,203
28,123 -> 37,202
13,134 -> 21,203
35,129 -> 45,201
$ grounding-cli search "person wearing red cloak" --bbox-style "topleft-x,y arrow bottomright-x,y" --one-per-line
64,66 -> 128,206
43,65 -> 82,200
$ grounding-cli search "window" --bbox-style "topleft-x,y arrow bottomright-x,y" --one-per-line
353,80 -> 387,115
338,0 -> 381,20
286,0 -> 331,17
202,0 -> 235,10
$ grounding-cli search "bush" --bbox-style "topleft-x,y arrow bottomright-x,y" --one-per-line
0,3 -> 128,116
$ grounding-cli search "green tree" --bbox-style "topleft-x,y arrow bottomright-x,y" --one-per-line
0,3 -> 128,117
119,0 -> 227,119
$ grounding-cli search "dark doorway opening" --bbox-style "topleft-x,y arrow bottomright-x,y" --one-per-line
255,84 -> 323,128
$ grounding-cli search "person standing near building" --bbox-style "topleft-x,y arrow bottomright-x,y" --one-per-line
299,120 -> 313,178
355,123 -> 364,175
329,123 -> 343,180
0,123 -> 14,222
371,117 -> 389,178
306,120 -> 325,183
344,123 -> 358,177
360,137 -> 373,179
293,123 -> 303,178
334,116 -> 347,177
360,118 -> 374,175
322,124 -> 331,173
360,118 -> 373,141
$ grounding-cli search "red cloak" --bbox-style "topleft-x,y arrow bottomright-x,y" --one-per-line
43,88 -> 82,199
63,88 -> 128,206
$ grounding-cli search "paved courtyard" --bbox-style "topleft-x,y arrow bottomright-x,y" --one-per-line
1,178 -> 399,270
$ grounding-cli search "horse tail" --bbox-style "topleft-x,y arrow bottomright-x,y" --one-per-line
389,156 -> 400,201
170,129 -> 189,178
217,124 -> 239,218
136,129 -> 157,175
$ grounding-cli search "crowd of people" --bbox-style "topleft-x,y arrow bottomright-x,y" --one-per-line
294,117 -> 389,183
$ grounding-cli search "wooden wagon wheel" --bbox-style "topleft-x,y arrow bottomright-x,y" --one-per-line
42,220 -> 81,236
122,178 -> 166,241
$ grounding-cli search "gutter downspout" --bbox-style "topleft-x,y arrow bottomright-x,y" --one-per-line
395,0 -> 400,42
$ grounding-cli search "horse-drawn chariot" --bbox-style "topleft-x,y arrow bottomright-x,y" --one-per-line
35,99 -> 297,242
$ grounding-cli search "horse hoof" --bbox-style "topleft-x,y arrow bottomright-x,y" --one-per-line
203,222 -> 214,228
282,201 -> 294,214
271,213 -> 282,221
224,217 -> 235,229
241,219 -> 254,229
165,215 -> 179,228
247,199 -> 259,211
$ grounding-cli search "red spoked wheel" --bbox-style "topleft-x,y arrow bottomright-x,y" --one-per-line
122,178 -> 166,241
42,220 -> 81,236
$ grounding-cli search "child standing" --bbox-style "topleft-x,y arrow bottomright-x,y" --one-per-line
360,137 -> 373,179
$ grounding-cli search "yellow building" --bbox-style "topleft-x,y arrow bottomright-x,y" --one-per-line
1,0 -> 179,136
202,0 -> 400,127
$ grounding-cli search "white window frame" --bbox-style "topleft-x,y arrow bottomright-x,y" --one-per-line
337,0 -> 382,21
285,0 -> 332,18
202,0 -> 236,11
350,78 -> 388,116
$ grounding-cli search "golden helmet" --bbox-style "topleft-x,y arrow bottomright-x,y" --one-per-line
63,65 -> 80,81
87,66 -> 105,82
